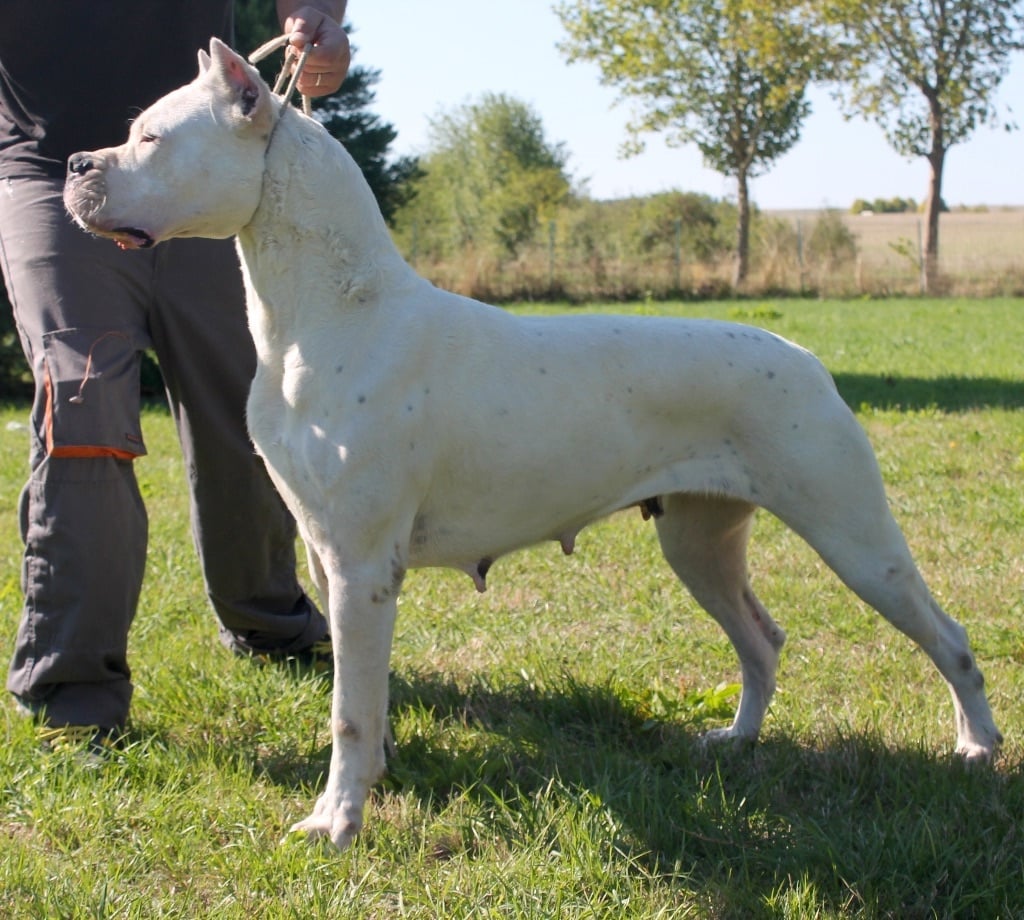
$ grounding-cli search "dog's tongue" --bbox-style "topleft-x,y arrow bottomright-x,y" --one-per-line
112,228 -> 155,250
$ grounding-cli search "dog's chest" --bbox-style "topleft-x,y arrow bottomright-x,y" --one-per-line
247,343 -> 429,511
278,345 -> 317,410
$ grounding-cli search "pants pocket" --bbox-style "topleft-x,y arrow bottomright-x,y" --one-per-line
41,327 -> 147,459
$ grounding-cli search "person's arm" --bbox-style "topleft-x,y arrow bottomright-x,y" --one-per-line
276,2 -> 350,97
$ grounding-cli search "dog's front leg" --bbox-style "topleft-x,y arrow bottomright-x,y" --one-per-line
289,560 -> 398,850
303,540 -> 330,612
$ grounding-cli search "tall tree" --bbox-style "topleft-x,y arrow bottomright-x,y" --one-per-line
555,0 -> 823,286
234,0 -> 418,223
400,93 -> 571,259
822,0 -> 1024,291
314,69 -> 421,224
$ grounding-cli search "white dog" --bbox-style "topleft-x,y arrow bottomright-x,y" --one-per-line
64,39 -> 1001,850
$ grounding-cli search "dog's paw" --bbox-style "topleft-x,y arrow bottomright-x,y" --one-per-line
956,737 -> 1002,766
699,726 -> 757,749
284,802 -> 362,850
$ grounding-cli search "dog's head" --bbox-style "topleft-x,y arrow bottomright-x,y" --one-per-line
64,38 -> 277,249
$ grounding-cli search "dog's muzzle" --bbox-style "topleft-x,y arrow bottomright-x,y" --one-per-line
65,153 -> 156,251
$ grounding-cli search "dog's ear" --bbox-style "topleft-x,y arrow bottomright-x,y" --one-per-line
197,49 -> 212,74
205,37 -> 274,134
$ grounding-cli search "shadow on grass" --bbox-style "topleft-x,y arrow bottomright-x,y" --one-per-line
325,669 -> 1023,918
833,372 -> 1024,412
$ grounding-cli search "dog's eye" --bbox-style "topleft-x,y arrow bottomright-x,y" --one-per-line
140,134 -> 159,145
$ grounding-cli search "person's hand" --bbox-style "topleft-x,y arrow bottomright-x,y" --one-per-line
283,6 -> 350,97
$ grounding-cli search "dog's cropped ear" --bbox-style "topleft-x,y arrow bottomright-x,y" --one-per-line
205,37 -> 274,134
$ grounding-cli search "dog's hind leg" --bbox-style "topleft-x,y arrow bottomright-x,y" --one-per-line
766,419 -> 1001,761
786,500 -> 1001,761
654,494 -> 786,745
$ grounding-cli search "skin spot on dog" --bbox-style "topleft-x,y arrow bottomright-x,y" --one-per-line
391,555 -> 406,593
335,719 -> 360,741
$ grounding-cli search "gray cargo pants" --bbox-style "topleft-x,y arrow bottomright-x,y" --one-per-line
0,174 -> 327,730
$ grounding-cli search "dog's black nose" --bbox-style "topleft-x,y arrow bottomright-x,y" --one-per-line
67,153 -> 94,176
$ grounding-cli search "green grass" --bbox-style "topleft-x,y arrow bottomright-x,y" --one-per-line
1,297 -> 1023,918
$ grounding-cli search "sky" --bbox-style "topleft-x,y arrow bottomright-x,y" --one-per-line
349,0 -> 1024,211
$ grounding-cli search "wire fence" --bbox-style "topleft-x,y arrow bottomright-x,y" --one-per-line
400,209 -> 1024,303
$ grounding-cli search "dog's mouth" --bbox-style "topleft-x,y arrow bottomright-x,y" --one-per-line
111,227 -> 156,250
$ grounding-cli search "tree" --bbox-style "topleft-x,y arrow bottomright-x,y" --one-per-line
821,0 -> 1024,291
398,93 -> 571,259
313,70 -> 421,224
235,0 -> 418,223
555,0 -> 824,287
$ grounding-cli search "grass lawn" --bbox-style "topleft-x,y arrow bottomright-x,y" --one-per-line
1,297 -> 1022,918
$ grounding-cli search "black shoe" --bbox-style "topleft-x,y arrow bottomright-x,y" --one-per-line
294,634 -> 333,673
248,635 -> 333,674
36,724 -> 121,765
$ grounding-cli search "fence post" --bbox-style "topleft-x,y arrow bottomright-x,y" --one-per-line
548,219 -> 556,293
796,219 -> 805,293
917,219 -> 926,294
674,218 -> 682,292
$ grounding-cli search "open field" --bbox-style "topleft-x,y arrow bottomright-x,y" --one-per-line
412,210 -> 1024,303
407,207 -> 1024,302
1,297 -> 1023,917
773,207 -> 1024,295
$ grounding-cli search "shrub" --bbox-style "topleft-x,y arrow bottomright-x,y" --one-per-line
806,209 -> 858,267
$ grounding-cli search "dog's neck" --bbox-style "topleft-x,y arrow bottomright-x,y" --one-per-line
237,106 -> 418,357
